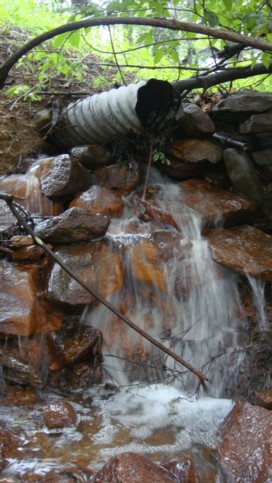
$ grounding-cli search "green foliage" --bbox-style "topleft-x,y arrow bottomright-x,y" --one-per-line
1,0 -> 272,98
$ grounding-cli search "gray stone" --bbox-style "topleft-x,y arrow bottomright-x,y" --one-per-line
41,154 -> 92,200
34,207 -> 110,244
175,103 -> 215,137
223,148 -> 265,206
252,147 -> 272,166
240,112 -> 272,134
212,90 -> 272,116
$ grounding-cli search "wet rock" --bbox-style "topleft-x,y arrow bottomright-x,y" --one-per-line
240,112 -> 272,134
223,148 -> 265,206
175,103 -> 215,137
161,457 -> 196,482
0,170 -> 62,217
130,233 -> 182,292
10,244 -> 45,262
0,384 -> 39,405
47,322 -> 102,370
166,138 -> 222,164
34,207 -> 110,244
254,390 -> 272,410
0,260 -> 63,336
94,159 -> 141,195
218,401 -> 272,482
69,184 -> 124,218
0,199 -> 17,231
204,225 -> 272,280
47,241 -> 124,307
70,144 -> 111,169
47,319 -> 103,392
43,401 -> 78,430
41,154 -> 92,200
0,348 -> 43,387
162,158 -> 210,179
0,421 -> 25,469
38,467 -> 90,482
180,179 -> 255,227
93,452 -> 179,482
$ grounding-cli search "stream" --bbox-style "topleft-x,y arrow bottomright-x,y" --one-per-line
0,162 -> 269,481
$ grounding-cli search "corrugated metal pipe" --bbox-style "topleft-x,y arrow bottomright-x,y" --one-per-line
49,79 -> 184,149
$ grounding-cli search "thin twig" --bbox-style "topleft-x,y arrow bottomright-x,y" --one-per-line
0,193 -> 208,385
108,26 -> 126,85
141,138 -> 154,202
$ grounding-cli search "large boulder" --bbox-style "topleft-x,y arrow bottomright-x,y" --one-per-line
218,401 -> 272,482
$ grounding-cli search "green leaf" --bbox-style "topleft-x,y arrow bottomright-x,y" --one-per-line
222,0 -> 233,10
53,33 -> 71,49
262,52 -> 271,69
154,50 -> 164,64
170,50 -> 180,63
250,56 -> 258,70
203,11 -> 219,27
68,31 -> 81,48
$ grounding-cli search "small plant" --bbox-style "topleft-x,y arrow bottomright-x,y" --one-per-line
153,148 -> 171,166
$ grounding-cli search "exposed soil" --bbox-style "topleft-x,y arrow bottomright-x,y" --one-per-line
0,28 -> 119,174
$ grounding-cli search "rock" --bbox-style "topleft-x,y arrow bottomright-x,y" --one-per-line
70,144 -> 111,169
212,90 -> 272,119
218,401 -> 272,482
162,158 -> 210,179
34,207 -> 110,244
94,159 -> 141,194
166,138 -> 222,164
0,260 -> 63,336
130,233 -> 182,292
252,146 -> 272,167
240,112 -> 272,133
43,401 -> 78,430
254,390 -> 272,410
161,456 -> 196,482
180,179 -> 255,227
204,225 -> 272,280
0,421 -> 25,469
37,467 -> 90,482
47,322 -> 102,370
41,154 -> 92,200
223,148 -> 265,206
175,102 -> 215,137
47,241 -> 124,307
0,199 -> 17,231
0,169 -> 62,217
0,348 -> 43,387
69,185 -> 124,218
93,452 -> 179,482
10,244 -> 45,262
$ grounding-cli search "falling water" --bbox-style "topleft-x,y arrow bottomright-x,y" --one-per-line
85,169 -> 248,398
247,276 -> 268,330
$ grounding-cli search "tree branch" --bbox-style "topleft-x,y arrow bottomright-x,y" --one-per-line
172,62 -> 272,92
0,193 -> 208,385
0,15 -> 271,88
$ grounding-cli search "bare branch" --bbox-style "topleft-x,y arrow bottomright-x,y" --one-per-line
0,15 -> 271,88
173,62 -> 272,92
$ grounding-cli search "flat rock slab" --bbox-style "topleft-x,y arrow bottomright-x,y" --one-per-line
204,225 -> 272,280
180,179 -> 255,227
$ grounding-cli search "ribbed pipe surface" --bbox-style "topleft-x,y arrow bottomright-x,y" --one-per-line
50,79 -> 183,148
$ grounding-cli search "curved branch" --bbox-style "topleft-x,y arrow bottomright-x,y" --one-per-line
0,15 -> 271,88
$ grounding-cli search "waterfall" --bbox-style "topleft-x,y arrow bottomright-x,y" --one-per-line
85,169 -> 248,398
